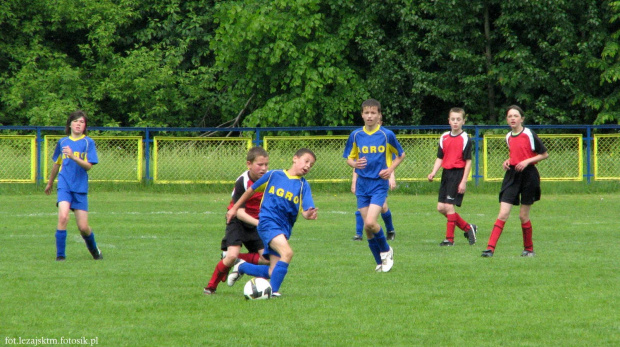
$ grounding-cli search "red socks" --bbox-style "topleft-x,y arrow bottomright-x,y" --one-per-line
487,219 -> 506,251
446,214 -> 457,242
522,220 -> 533,252
206,260 -> 230,290
454,213 -> 470,231
238,252 -> 260,264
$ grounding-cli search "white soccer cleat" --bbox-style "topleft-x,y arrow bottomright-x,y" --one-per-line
226,259 -> 245,287
375,264 -> 382,272
380,247 -> 394,272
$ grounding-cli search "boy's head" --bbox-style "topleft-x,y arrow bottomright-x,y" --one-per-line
448,107 -> 466,132
246,147 -> 269,181
506,105 -> 525,130
291,148 -> 316,177
361,99 -> 382,128
65,110 -> 88,135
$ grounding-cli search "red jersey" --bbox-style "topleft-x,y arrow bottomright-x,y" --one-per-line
227,171 -> 263,219
437,131 -> 472,169
506,128 -> 547,166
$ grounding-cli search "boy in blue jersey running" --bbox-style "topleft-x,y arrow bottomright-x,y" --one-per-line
44,110 -> 101,261
225,148 -> 318,297
344,99 -> 405,272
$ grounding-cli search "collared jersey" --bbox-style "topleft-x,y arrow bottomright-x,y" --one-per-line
343,125 -> 404,179
252,170 -> 314,234
437,131 -> 472,169
506,128 -> 547,166
227,170 -> 263,219
52,135 -> 98,193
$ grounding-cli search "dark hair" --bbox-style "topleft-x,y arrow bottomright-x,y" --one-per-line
449,107 -> 466,119
361,99 -> 382,113
65,110 -> 88,135
506,105 -> 524,117
246,146 -> 268,162
294,148 -> 316,161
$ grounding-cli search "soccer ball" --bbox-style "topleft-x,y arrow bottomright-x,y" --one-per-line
243,277 -> 272,300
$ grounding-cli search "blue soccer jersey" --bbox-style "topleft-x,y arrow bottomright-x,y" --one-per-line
343,126 -> 404,179
252,170 -> 314,238
52,135 -> 98,193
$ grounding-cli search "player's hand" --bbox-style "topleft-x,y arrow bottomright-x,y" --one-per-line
62,146 -> 73,158
355,157 -> 367,169
225,208 -> 237,224
515,160 -> 529,172
427,173 -> 435,182
458,182 -> 467,194
44,183 -> 52,195
304,207 -> 318,220
379,169 -> 391,180
502,159 -> 510,171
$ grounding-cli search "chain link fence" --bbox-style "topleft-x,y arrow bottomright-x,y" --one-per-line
593,134 -> 620,180
483,134 -> 583,181
0,135 -> 36,182
44,136 -> 143,182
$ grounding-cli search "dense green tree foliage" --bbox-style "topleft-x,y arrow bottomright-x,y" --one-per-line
0,0 -> 617,127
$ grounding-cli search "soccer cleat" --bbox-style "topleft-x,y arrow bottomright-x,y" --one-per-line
352,235 -> 363,241
380,247 -> 394,272
386,231 -> 396,240
272,292 -> 282,298
467,224 -> 478,245
439,240 -> 454,246
203,288 -> 216,295
521,250 -> 536,257
227,259 -> 245,287
221,251 -> 227,259
90,248 -> 103,260
481,249 -> 494,257
56,256 -> 66,261
375,264 -> 382,272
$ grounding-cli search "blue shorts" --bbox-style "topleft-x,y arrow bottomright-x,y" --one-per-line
57,189 -> 89,211
356,176 -> 389,209
257,219 -> 291,258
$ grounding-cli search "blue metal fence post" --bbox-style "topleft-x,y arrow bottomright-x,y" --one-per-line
474,126 -> 481,186
145,128 -> 151,182
585,126 -> 592,183
36,127 -> 43,184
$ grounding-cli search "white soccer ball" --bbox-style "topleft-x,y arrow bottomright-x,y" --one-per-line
243,277 -> 272,300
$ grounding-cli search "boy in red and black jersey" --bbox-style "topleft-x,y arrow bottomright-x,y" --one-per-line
428,108 -> 477,246
482,105 -> 549,257
204,147 -> 270,294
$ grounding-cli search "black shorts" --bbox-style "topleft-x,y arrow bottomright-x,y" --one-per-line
220,218 -> 264,253
499,165 -> 541,206
438,168 -> 465,207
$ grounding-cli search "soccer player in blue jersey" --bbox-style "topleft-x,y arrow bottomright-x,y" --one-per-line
44,110 -> 101,261
351,170 -> 396,241
427,108 -> 477,246
225,148 -> 318,297
343,99 -> 405,272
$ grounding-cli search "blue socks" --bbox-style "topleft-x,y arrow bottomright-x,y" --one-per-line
55,230 -> 67,258
355,211 -> 363,237
375,228 -> 390,252
82,231 -> 98,253
270,261 -> 289,293
367,238 -> 382,265
381,209 -> 394,233
239,262 -> 270,279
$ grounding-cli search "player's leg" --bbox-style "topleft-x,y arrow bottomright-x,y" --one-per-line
55,201 -> 71,261
440,203 -> 457,246
366,203 -> 393,272
519,204 -> 535,256
482,202 -> 512,257
359,206 -> 381,270
381,201 -> 396,240
265,235 -> 292,295
352,210 -> 363,241
74,208 -> 101,260
205,244 -> 241,294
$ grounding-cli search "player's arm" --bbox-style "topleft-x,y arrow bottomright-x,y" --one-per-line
226,187 -> 255,224
236,208 -> 258,227
62,146 -> 93,171
351,170 -> 358,194
379,152 -> 405,180
458,159 -> 472,194
388,171 -> 396,190
427,158 -> 443,182
515,152 -> 549,172
347,156 -> 367,170
44,163 -> 60,195
302,207 -> 318,220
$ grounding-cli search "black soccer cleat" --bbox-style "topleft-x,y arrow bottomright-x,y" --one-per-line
481,249 -> 494,257
56,256 -> 66,261
386,231 -> 395,240
467,224 -> 478,245
521,250 -> 535,257
352,235 -> 363,241
439,240 -> 454,246
90,248 -> 103,260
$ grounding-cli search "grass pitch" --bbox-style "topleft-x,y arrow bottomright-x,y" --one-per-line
0,189 -> 618,346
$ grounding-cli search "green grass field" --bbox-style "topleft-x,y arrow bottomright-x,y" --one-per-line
0,188 -> 618,346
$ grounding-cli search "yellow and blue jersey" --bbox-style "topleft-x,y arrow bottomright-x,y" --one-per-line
252,170 -> 314,237
52,135 -> 98,193
343,125 -> 404,179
